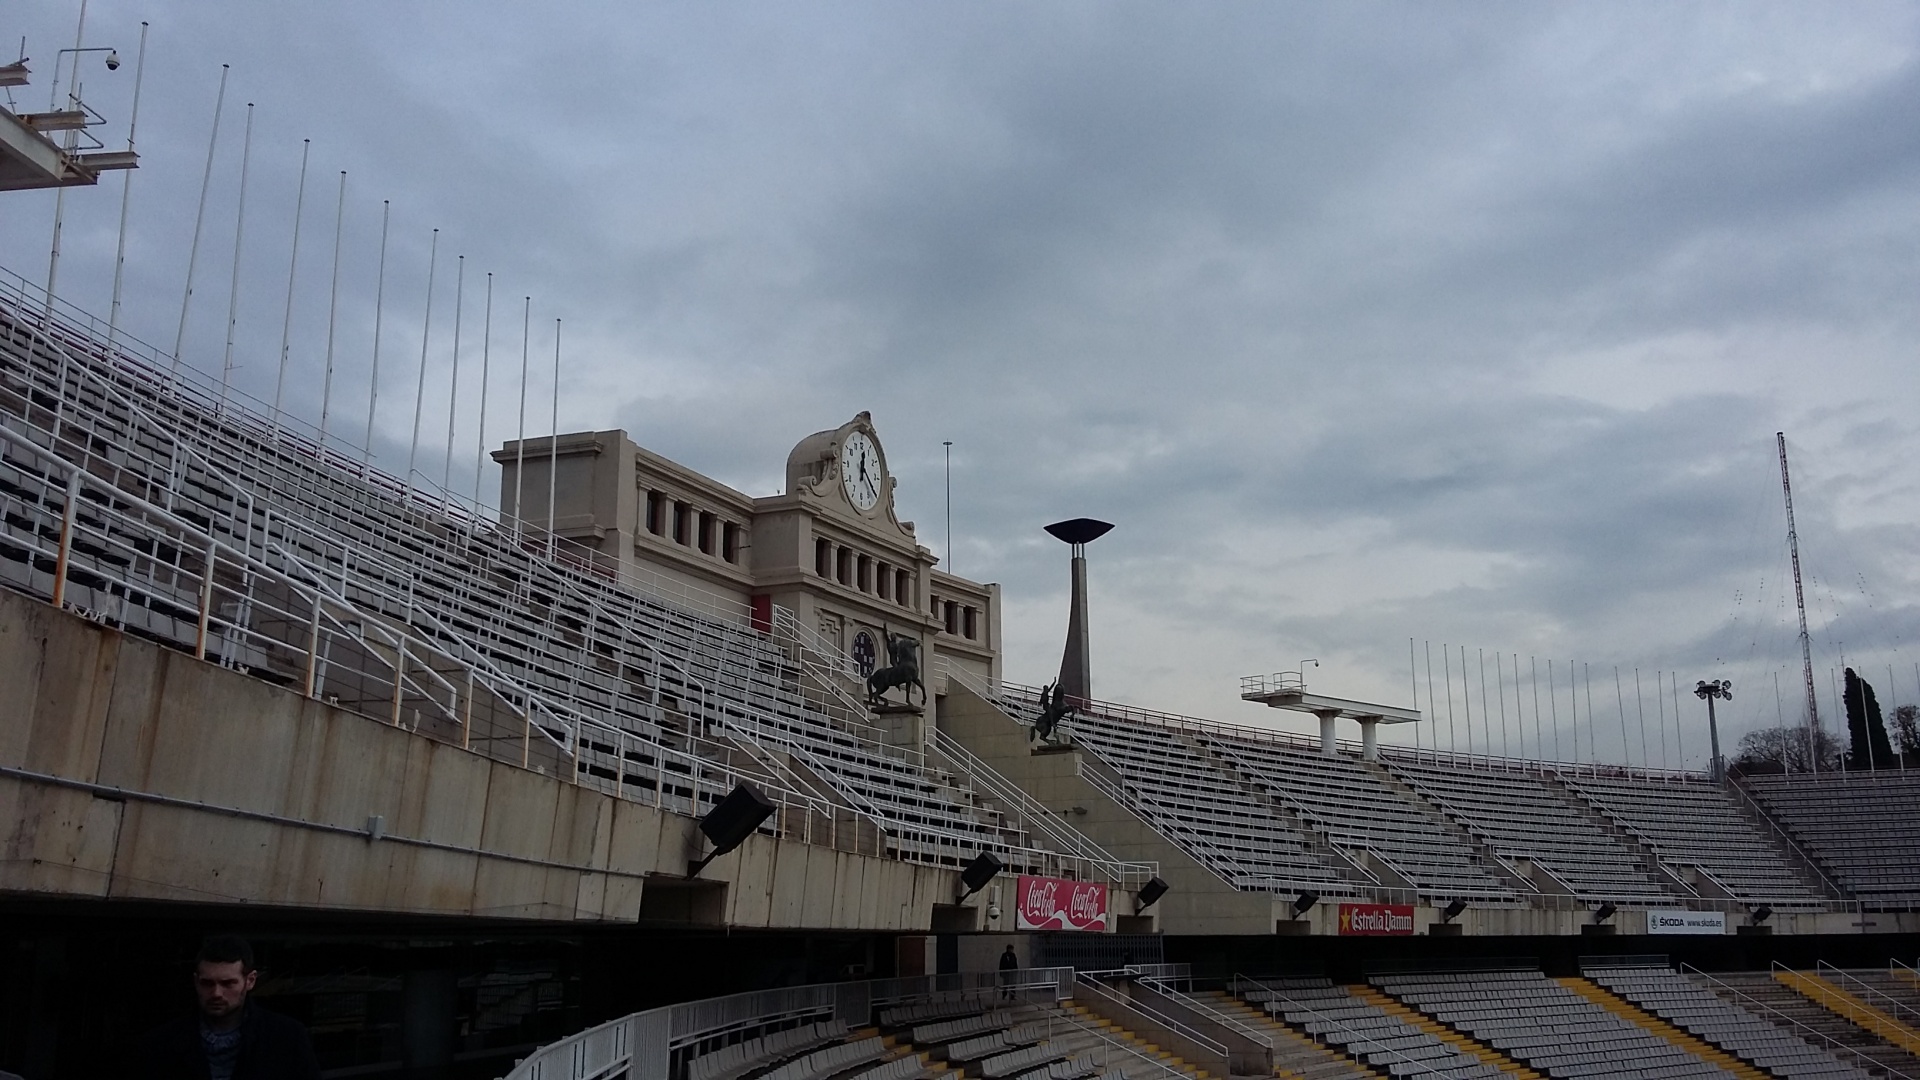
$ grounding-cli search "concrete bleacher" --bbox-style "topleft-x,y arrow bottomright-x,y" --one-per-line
1583,963 -> 1873,1080
1740,773 -> 1920,907
1204,733 -> 1523,904
1382,759 -> 1681,904
1046,704 -> 1372,895
1241,977 -> 1503,1079
0,275 -> 1070,879
1560,776 -> 1827,908
1372,968 -> 1737,1079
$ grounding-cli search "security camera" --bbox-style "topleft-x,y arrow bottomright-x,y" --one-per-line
987,904 -> 1001,921
105,50 -> 120,70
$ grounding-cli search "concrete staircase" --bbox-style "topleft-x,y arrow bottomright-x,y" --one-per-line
1346,986 -> 1545,1079
1707,971 -> 1920,1078
1774,970 -> 1920,1057
1058,1000 -> 1209,1080
1190,991 -> 1382,1080
1556,977 -> 1768,1080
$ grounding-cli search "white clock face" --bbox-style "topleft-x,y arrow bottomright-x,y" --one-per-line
840,431 -> 882,511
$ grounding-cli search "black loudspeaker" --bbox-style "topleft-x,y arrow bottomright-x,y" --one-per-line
958,852 -> 1004,898
1135,877 -> 1170,912
1592,903 -> 1617,923
690,783 -> 776,876
1441,899 -> 1468,923
1292,891 -> 1320,916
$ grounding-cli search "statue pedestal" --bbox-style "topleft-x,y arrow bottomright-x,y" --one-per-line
868,701 -> 926,749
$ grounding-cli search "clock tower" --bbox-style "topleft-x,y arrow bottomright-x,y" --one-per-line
495,413 -> 1002,733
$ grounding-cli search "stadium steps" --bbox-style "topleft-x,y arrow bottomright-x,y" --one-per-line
1554,977 -> 1769,1080
1357,762 -> 1539,900
1774,971 -> 1920,1057
1056,1002 -> 1208,1080
1844,969 -> 1920,1016
1345,986 -> 1544,1079
1539,777 -> 1693,897
1707,972 -> 1920,1078
1191,991 -> 1383,1080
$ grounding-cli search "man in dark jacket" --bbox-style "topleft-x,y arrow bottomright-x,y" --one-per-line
138,935 -> 320,1080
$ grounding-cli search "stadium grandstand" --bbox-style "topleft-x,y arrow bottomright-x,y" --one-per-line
4,46 -> 1920,1080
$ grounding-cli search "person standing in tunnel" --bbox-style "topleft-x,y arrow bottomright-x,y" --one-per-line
137,935 -> 320,1080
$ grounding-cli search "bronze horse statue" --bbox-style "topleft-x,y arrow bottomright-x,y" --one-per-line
1032,680 -> 1074,743
866,632 -> 925,709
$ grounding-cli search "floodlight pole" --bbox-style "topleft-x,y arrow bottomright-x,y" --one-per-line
1696,679 -> 1732,782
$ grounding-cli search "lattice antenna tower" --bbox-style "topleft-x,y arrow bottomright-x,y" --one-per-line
1777,432 -> 1821,773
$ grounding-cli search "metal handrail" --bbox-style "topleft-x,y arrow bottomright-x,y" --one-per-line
1816,961 -> 1920,1027
1722,775 -> 1851,901
1679,963 -> 1911,1079
1073,973 -> 1228,1057
925,728 -> 1157,885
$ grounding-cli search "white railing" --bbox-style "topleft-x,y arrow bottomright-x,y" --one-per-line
1678,964 -> 1911,1080
924,728 -> 1158,886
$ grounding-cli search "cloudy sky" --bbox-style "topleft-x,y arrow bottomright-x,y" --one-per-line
7,1 -> 1918,770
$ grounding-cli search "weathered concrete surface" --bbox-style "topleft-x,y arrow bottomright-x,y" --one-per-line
0,589 -> 958,927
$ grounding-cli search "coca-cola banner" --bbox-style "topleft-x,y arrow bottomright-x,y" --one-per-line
1337,902 -> 1415,936
1015,875 -> 1110,932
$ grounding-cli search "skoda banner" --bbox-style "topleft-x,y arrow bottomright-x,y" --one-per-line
1015,875 -> 1110,932
1646,909 -> 1728,935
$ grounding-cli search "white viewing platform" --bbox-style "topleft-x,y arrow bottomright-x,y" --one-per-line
1239,672 -> 1419,761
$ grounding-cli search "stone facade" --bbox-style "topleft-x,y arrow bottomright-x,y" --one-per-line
494,413 -> 1001,710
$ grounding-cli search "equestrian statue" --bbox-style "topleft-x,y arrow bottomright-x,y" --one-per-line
866,631 -> 925,710
1032,680 -> 1074,744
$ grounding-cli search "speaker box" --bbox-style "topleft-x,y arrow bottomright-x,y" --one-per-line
701,783 -> 776,856
1135,876 -> 1170,910
959,852 -> 1004,895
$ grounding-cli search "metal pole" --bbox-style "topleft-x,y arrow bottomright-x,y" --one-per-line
442,255 -> 464,494
943,439 -> 953,572
218,102 -> 255,411
173,64 -> 230,377
547,318 -> 560,557
363,201 -> 390,466
43,0 -> 91,314
106,21 -> 150,351
195,542 -> 217,660
472,273 -> 492,512
406,228 -> 439,484
303,593 -> 322,697
51,473 -> 82,610
513,296 -> 529,533
1779,433 -> 1821,773
272,138 -> 311,426
318,172 -> 346,446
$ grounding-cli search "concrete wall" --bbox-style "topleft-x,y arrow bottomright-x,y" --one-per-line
0,589 -> 955,928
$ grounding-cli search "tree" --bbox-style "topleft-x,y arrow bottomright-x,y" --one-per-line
1731,725 -> 1843,774
1892,704 -> 1920,767
1843,668 -> 1897,771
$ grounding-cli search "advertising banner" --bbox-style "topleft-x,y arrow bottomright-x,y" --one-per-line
1337,903 -> 1416,936
1015,875 -> 1110,932
1646,909 -> 1728,935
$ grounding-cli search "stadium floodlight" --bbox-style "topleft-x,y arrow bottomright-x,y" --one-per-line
1441,899 -> 1467,924
1695,679 -> 1733,781
1751,905 -> 1773,925
1292,891 -> 1320,916
1135,876 -> 1170,913
1592,903 -> 1617,924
